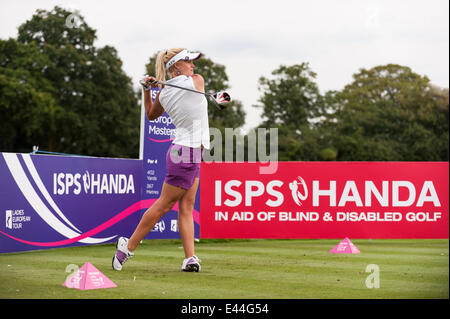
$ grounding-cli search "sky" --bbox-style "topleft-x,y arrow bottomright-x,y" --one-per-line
1,0 -> 449,131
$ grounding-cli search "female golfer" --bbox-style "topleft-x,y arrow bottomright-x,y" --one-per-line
112,48 -> 209,272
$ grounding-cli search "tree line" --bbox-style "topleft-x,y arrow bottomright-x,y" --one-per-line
1,6 -> 448,161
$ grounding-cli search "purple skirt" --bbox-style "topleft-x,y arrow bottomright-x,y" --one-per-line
164,144 -> 202,190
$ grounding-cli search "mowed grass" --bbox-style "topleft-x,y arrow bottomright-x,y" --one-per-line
0,239 -> 448,299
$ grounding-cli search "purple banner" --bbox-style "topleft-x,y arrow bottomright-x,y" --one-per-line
0,87 -> 201,254
0,153 -> 142,253
139,88 -> 200,239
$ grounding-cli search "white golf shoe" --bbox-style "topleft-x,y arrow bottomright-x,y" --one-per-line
181,255 -> 201,272
112,237 -> 134,271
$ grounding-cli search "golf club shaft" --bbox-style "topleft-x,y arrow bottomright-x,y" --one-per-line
150,80 -> 211,98
148,79 -> 222,109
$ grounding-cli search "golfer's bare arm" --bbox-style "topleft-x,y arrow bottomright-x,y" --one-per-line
192,74 -> 205,93
144,90 -> 165,121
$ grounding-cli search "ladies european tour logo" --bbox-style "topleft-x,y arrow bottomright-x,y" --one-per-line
5,210 -> 12,229
4,209 -> 30,229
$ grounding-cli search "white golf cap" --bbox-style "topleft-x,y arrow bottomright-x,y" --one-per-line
166,49 -> 202,69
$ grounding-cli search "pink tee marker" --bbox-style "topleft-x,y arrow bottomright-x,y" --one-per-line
329,237 -> 360,254
62,262 -> 117,290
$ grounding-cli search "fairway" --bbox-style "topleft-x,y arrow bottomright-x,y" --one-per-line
0,239 -> 448,299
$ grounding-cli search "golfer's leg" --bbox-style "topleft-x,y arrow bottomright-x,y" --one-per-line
178,178 -> 199,258
128,182 -> 186,252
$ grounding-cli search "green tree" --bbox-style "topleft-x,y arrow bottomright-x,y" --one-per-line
254,63 -> 328,161
0,38 -> 63,153
328,64 -> 449,161
427,84 -> 449,121
1,6 -> 140,157
256,63 -> 325,128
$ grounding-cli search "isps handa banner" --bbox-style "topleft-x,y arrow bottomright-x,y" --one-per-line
0,152 -> 143,253
200,162 -> 449,239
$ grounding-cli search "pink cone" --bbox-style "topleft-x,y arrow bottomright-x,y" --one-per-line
329,237 -> 360,254
62,262 -> 117,290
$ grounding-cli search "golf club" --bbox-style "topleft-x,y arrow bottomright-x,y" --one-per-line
139,77 -> 231,110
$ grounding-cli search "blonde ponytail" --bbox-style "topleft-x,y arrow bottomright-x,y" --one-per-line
155,48 -> 185,85
155,50 -> 167,83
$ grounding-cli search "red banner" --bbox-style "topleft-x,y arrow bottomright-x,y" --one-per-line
200,162 -> 449,239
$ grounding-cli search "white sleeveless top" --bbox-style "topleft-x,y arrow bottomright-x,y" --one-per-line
158,75 -> 210,150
